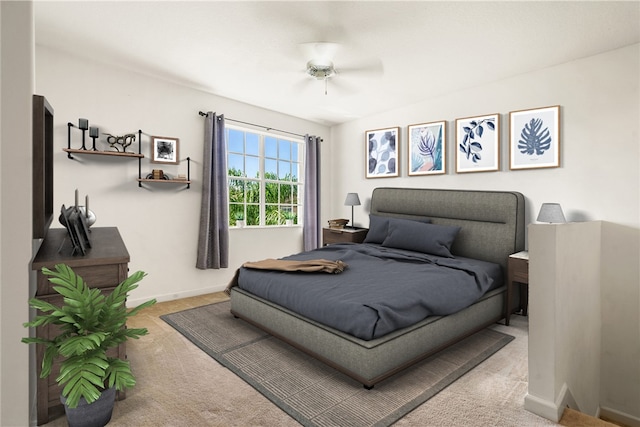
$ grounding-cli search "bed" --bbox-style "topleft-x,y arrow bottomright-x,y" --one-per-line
229,187 -> 525,388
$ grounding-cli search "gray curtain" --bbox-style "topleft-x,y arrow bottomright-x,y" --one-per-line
303,135 -> 321,251
196,112 -> 229,269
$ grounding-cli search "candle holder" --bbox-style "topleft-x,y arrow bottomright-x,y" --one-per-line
67,119 -> 100,157
89,127 -> 99,151
78,118 -> 88,150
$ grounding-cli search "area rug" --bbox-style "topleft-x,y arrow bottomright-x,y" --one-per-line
161,301 -> 514,427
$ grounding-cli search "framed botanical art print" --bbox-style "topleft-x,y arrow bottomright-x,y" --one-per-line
455,113 -> 500,173
151,136 -> 180,165
366,127 -> 399,178
509,105 -> 560,170
408,121 -> 446,176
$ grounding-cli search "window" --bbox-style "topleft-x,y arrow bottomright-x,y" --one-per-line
227,126 -> 303,227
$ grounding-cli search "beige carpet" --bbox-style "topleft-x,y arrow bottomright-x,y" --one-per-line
161,301 -> 514,426
40,293 -> 612,426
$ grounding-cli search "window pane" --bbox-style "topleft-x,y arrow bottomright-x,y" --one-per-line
279,183 -> 295,203
228,129 -> 244,153
292,184 -> 299,204
264,181 -> 278,203
246,180 -> 260,203
279,139 -> 291,160
246,133 -> 259,156
228,179 -> 245,203
265,158 -> 277,179
265,137 -> 278,158
229,203 -> 244,226
291,161 -> 299,181
246,204 -> 260,226
279,160 -> 291,180
228,153 -> 244,176
265,205 -> 280,225
246,156 -> 259,179
292,143 -> 299,161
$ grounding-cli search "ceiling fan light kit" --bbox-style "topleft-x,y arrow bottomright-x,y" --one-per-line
306,60 -> 336,80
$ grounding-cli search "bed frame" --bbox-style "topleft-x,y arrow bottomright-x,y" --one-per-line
230,187 -> 525,388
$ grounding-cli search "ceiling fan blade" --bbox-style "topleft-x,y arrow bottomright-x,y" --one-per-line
337,58 -> 384,78
291,77 -> 316,93
299,42 -> 340,63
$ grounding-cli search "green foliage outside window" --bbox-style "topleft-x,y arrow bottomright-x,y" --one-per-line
227,131 -> 302,227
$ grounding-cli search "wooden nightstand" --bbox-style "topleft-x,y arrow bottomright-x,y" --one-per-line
506,251 -> 529,326
322,227 -> 368,246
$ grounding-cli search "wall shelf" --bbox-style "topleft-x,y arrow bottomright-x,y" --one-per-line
65,127 -> 192,188
63,148 -> 143,158
139,156 -> 192,189
137,178 -> 192,184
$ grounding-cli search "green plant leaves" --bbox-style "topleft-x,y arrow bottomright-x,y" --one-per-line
21,263 -> 156,408
105,358 -> 136,390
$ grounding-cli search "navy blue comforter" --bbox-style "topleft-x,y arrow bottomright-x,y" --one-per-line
237,243 -> 501,341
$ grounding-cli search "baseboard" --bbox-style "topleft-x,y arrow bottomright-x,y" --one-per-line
600,406 -> 640,427
524,383 -> 574,422
126,284 -> 226,306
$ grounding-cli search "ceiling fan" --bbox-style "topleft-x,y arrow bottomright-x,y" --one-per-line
299,41 -> 382,96
301,42 -> 339,95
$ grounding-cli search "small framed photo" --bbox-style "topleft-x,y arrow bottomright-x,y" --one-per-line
456,113 -> 499,173
408,121 -> 446,176
366,127 -> 399,178
151,136 -> 180,164
509,106 -> 560,170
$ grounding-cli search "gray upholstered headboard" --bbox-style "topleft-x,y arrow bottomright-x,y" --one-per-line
370,188 -> 525,273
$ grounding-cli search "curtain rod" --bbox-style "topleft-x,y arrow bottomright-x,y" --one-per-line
198,111 -> 307,139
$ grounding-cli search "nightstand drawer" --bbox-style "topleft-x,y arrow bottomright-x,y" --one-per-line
510,257 -> 529,283
322,228 -> 368,245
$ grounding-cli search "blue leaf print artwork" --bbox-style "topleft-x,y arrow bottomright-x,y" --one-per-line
459,118 -> 495,163
368,130 -> 396,175
518,118 -> 551,155
411,126 -> 442,173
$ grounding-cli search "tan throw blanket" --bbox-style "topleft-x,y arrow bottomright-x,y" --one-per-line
225,258 -> 348,295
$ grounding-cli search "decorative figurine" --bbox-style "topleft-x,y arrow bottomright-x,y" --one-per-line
104,133 -> 136,153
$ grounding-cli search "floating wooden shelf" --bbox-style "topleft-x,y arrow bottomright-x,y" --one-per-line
63,148 -> 144,158
137,178 -> 192,184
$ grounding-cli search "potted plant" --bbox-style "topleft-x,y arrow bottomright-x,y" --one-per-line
234,212 -> 245,228
22,264 -> 156,427
283,211 -> 296,226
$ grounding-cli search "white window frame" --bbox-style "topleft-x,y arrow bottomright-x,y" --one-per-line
226,124 -> 304,227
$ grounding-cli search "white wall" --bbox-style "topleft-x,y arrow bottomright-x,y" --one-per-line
329,45 -> 639,422
525,222 -> 602,421
0,1 -> 34,424
600,222 -> 640,425
35,46 -> 330,306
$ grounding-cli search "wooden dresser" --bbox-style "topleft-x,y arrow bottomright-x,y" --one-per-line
30,227 -> 130,425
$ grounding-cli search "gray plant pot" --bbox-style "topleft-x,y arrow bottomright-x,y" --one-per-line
60,387 -> 116,427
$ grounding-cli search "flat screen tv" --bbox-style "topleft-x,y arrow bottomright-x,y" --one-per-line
33,95 -> 54,239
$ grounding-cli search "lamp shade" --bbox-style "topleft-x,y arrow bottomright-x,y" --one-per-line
536,203 -> 566,223
344,193 -> 361,206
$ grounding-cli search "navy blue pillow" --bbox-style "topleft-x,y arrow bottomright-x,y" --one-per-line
364,215 -> 431,244
381,220 -> 460,257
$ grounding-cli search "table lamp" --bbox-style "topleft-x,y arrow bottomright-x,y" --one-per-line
344,193 -> 361,228
536,203 -> 566,223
